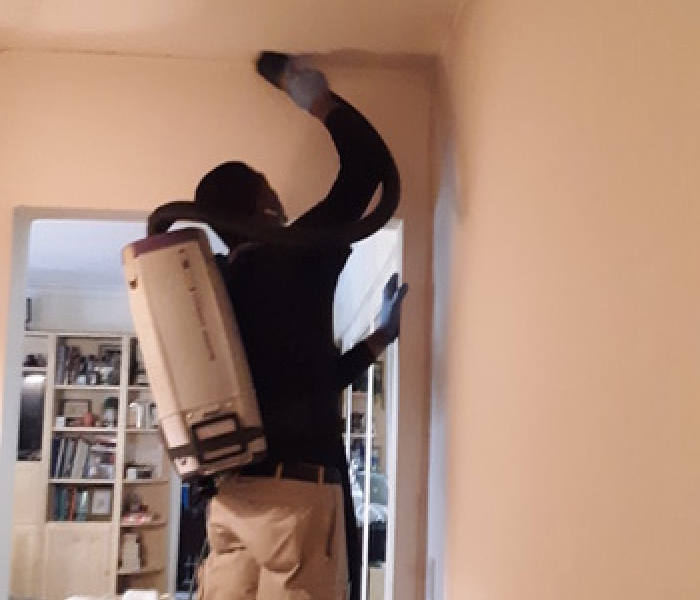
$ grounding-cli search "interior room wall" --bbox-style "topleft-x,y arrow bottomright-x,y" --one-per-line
441,0 -> 700,598
0,51 -> 434,600
26,289 -> 134,332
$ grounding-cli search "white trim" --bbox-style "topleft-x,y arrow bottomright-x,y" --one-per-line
385,220 -> 403,600
338,221 -> 403,600
0,208 -> 32,600
1,208 -> 149,600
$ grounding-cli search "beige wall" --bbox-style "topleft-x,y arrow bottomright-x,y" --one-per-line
442,0 -> 700,598
0,51 -> 434,600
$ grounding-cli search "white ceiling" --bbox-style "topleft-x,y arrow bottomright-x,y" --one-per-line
0,0 -> 461,59
26,219 -> 227,292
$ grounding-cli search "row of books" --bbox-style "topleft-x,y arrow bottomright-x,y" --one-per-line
50,435 -> 116,480
52,486 -> 91,521
55,343 -> 121,386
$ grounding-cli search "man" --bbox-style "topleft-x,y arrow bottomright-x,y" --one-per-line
181,52 -> 407,600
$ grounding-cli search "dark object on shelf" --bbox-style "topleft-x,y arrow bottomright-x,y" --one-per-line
351,412 -> 365,433
125,464 -> 154,480
106,352 -> 121,385
81,411 -> 97,427
17,372 -> 46,460
368,522 -> 387,564
129,338 -> 150,386
22,353 -> 46,368
103,396 -> 119,428
176,483 -> 207,592
351,360 -> 384,394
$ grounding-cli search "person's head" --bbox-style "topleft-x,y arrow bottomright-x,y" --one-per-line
194,161 -> 286,248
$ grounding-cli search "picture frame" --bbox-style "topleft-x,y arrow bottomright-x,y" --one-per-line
97,343 -> 121,363
91,489 -> 112,515
61,399 -> 91,419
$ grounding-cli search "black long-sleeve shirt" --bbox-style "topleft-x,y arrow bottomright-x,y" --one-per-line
217,94 -> 396,599
218,244 -> 375,467
219,94 -> 393,469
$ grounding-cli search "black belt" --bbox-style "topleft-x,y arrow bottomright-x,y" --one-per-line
244,462 -> 342,485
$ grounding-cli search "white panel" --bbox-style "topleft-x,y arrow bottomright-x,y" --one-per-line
42,523 -> 112,600
13,462 -> 43,524
27,289 -> 134,333
10,524 -> 41,599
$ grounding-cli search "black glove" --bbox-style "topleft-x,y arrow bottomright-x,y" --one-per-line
377,273 -> 409,344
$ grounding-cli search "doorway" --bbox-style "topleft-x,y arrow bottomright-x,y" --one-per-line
2,210 -> 402,600
1,210 -> 182,600
336,222 -> 403,600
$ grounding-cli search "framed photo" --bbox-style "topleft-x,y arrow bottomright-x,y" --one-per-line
97,343 -> 121,363
62,399 -> 91,419
91,489 -> 112,515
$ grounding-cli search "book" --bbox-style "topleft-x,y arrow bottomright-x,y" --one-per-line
66,346 -> 81,385
56,344 -> 66,385
70,439 -> 90,479
52,486 -> 89,521
53,438 -> 67,478
84,449 -> 102,479
52,488 -> 62,521
75,490 -> 89,521
54,489 -> 61,520
67,487 -> 76,520
56,487 -> 70,521
50,438 -> 62,478
60,439 -> 76,478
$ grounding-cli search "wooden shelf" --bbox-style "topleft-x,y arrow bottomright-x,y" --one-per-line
125,428 -> 159,434
46,518 -> 111,525
123,477 -> 168,485
55,332 -> 125,339
49,478 -> 114,485
118,565 -> 164,576
54,384 -> 120,392
45,520 -> 112,530
53,426 -> 117,434
120,517 -> 167,529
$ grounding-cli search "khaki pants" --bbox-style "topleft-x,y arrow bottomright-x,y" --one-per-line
197,470 -> 348,600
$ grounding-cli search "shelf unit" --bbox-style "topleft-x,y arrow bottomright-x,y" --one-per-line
119,419 -> 171,594
342,353 -> 390,600
15,331 -> 175,600
11,334 -> 50,600
343,383 -> 387,475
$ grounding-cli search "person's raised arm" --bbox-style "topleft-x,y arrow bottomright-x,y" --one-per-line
256,52 -> 395,228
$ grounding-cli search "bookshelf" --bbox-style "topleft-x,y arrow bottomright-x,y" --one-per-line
341,354 -> 390,600
15,331 -> 176,600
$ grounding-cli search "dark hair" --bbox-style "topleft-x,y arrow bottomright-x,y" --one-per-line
194,161 -> 268,217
